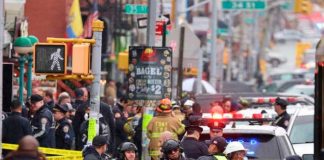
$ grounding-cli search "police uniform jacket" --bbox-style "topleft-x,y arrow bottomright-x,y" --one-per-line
181,137 -> 209,159
273,111 -> 290,130
55,117 -> 75,149
3,112 -> 32,144
31,106 -> 55,147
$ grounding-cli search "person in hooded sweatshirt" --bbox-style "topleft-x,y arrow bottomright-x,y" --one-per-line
83,135 -> 108,160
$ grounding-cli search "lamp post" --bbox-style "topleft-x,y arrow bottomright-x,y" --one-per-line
26,35 -> 39,98
13,37 -> 32,105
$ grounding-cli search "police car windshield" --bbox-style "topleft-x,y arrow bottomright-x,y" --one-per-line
224,134 -> 280,160
289,115 -> 314,144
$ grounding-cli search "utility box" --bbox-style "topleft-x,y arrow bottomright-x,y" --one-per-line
72,43 -> 90,75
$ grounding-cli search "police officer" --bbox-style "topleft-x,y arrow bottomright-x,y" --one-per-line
160,139 -> 187,160
208,122 -> 225,139
30,94 -> 55,148
272,97 -> 290,130
3,100 -> 32,144
198,136 -> 228,160
53,104 -> 75,149
181,124 -> 208,159
118,142 -> 137,160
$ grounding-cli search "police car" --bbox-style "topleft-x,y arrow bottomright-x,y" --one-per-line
287,107 -> 314,157
197,113 -> 297,159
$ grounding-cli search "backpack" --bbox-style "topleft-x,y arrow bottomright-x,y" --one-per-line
80,114 -> 111,147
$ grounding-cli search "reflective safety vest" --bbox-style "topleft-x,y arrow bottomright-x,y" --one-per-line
214,155 -> 227,160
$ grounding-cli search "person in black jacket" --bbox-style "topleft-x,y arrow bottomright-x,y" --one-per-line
181,125 -> 208,159
272,97 -> 290,130
3,100 -> 32,144
160,139 -> 187,160
53,104 -> 75,149
197,136 -> 228,160
83,135 -> 109,160
29,94 -> 56,148
113,97 -> 129,153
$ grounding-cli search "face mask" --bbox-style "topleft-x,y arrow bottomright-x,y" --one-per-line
84,113 -> 89,120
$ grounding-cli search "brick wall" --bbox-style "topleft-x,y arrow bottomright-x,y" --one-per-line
25,0 -> 73,42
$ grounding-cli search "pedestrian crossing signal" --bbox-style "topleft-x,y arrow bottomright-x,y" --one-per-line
34,43 -> 67,75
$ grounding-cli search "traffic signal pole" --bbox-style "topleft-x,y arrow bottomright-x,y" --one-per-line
0,0 -> 4,156
88,20 -> 104,143
315,38 -> 324,159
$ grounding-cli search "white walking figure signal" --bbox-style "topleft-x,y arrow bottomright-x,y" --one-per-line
50,48 -> 64,71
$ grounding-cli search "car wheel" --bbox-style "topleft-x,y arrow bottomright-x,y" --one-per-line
271,59 -> 280,67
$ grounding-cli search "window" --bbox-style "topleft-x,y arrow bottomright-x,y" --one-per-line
289,115 -> 314,144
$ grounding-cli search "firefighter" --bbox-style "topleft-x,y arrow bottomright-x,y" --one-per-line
147,98 -> 185,160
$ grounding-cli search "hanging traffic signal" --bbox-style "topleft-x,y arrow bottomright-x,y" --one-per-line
294,0 -> 313,14
72,43 -> 90,75
118,51 -> 129,71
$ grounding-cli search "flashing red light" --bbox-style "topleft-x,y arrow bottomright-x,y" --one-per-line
287,97 -> 296,102
269,97 -> 276,103
257,98 -> 264,103
253,113 -> 262,119
234,113 -> 243,118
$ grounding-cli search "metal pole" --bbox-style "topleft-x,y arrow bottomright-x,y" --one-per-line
88,20 -> 104,143
226,12 -> 233,82
18,55 -> 25,105
177,26 -> 185,99
0,0 -> 4,156
209,0 -> 217,89
196,48 -> 203,94
147,0 -> 156,46
27,54 -> 33,98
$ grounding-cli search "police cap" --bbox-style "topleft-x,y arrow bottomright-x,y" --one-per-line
185,125 -> 203,133
53,104 -> 68,114
275,97 -> 288,108
208,122 -> 225,132
30,94 -> 43,104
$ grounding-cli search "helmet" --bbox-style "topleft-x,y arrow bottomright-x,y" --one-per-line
157,98 -> 172,113
119,142 -> 137,152
160,98 -> 172,105
161,139 -> 182,154
224,141 -> 247,155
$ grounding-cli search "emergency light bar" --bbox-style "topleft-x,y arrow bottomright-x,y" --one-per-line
200,113 -> 274,125
241,96 -> 306,104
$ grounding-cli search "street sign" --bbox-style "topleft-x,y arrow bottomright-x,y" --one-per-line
217,28 -> 229,36
34,43 -> 67,74
166,23 -> 201,68
125,4 -> 148,14
127,46 -> 172,100
222,0 -> 267,10
155,21 -> 164,36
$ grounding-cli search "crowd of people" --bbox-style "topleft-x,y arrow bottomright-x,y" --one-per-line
1,82 -> 292,160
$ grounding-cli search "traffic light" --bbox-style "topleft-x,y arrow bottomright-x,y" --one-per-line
118,51 -> 129,71
295,42 -> 311,68
294,0 -> 313,14
34,43 -> 67,74
72,43 -> 90,75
